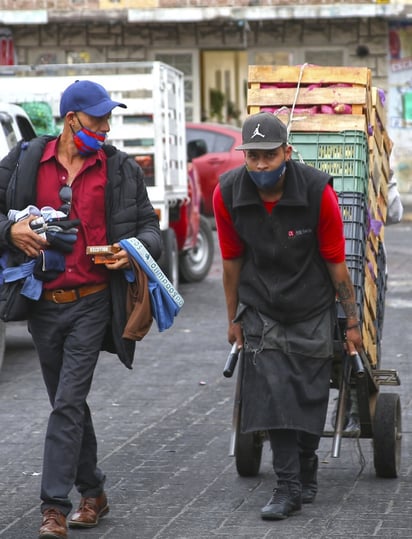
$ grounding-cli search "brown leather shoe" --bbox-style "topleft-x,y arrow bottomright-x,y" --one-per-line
68,492 -> 109,528
38,508 -> 67,539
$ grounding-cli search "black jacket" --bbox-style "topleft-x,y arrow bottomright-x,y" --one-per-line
0,136 -> 161,368
220,160 -> 336,324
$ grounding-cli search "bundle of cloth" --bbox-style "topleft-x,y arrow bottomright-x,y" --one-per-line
2,205 -> 80,300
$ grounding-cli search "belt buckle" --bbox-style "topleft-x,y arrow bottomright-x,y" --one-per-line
51,289 -> 66,303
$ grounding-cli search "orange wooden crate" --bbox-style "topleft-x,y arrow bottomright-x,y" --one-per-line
248,65 -> 372,86
275,112 -> 368,134
247,64 -> 373,126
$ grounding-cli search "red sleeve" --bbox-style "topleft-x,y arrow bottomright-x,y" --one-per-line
213,184 -> 245,259
318,184 -> 345,263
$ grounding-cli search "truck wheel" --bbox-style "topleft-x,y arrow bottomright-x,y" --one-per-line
158,228 -> 179,289
179,215 -> 214,283
373,392 -> 402,478
0,321 -> 5,375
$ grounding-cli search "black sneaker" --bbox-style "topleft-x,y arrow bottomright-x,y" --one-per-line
261,486 -> 302,520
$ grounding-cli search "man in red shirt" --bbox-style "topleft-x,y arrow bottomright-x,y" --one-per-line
213,112 -> 362,520
0,80 -> 161,538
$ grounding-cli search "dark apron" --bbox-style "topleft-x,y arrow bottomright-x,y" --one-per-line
238,305 -> 335,436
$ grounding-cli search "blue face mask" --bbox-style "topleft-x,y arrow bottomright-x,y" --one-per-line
247,161 -> 286,190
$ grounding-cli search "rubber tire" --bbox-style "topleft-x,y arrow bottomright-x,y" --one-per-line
235,430 -> 264,477
179,215 -> 214,283
235,402 -> 263,477
0,321 -> 5,376
158,228 -> 179,290
373,392 -> 402,478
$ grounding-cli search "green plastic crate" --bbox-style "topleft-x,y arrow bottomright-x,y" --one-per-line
290,130 -> 369,195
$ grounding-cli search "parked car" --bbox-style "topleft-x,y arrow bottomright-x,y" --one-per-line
186,122 -> 244,216
0,102 -> 37,157
169,162 -> 214,283
0,102 -> 37,374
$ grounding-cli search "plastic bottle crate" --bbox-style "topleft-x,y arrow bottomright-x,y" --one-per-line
290,131 -> 369,195
338,192 -> 369,258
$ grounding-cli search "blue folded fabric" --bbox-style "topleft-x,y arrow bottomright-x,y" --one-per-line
147,281 -> 179,332
43,250 -> 65,271
0,252 -> 8,284
46,230 -> 78,253
33,250 -> 66,282
2,259 -> 42,300
119,238 -> 184,332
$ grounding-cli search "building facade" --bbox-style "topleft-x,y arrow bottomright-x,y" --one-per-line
1,0 -> 412,192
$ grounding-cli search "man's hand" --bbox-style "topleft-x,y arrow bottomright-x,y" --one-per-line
103,243 -> 131,270
9,216 -> 49,258
345,325 -> 363,354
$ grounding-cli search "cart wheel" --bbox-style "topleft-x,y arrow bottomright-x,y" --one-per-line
235,430 -> 264,477
373,392 -> 402,478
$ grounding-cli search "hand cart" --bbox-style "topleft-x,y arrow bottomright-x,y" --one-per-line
223,63 -> 402,479
223,319 -> 402,480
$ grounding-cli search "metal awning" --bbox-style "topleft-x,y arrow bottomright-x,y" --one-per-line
128,4 -> 412,23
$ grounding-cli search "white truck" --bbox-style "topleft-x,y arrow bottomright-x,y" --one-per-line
0,61 -> 214,287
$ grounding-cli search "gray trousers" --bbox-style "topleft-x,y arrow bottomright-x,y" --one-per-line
28,288 -> 111,515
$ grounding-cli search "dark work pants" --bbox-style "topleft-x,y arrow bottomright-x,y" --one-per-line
267,429 -> 320,492
28,288 -> 111,516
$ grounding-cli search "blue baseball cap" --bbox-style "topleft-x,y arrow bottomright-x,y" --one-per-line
60,80 -> 127,118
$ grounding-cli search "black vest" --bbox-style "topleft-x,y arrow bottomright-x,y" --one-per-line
220,160 -> 336,324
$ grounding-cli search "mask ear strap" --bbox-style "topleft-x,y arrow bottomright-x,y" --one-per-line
74,113 -> 84,129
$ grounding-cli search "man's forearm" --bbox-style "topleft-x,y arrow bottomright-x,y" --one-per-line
326,261 -> 359,322
222,257 -> 243,324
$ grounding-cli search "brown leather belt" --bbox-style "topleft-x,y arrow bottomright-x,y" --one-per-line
42,283 -> 108,304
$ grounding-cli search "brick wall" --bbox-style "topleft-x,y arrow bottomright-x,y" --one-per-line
3,7 -> 407,193
9,17 -> 389,89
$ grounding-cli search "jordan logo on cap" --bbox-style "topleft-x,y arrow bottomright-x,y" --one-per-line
251,123 -> 265,139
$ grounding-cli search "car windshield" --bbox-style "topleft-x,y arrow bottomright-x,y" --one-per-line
186,128 -> 234,153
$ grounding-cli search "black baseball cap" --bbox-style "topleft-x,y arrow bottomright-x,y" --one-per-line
236,112 -> 288,151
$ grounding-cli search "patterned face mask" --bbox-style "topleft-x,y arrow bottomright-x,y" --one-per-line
71,114 -> 106,156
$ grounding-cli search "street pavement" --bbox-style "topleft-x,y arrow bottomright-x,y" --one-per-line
0,220 -> 411,539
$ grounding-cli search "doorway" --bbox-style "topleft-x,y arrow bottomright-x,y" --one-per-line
201,50 -> 248,125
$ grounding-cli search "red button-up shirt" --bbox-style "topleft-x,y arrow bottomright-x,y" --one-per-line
36,138 -> 110,289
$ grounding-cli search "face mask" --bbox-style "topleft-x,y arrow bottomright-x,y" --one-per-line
247,161 -> 286,190
71,116 -> 106,156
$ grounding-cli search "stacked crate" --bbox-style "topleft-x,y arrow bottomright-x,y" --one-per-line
246,65 -> 392,366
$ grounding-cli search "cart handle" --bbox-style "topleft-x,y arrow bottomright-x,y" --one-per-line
223,343 -> 241,378
351,352 -> 365,378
